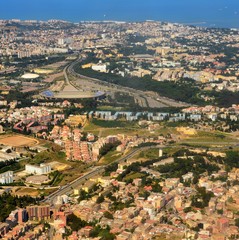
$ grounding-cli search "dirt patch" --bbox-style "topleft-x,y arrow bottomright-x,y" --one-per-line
15,187 -> 39,197
48,161 -> 71,171
176,127 -> 197,136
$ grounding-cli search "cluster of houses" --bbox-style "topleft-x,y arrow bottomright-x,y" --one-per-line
49,125 -> 94,162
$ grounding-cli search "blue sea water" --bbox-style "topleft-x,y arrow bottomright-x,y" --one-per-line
0,0 -> 239,28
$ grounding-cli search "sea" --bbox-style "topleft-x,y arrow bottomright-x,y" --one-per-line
1,0 -> 239,28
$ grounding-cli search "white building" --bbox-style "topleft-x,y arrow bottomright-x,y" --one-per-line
25,164 -> 51,175
92,64 -> 107,73
0,171 -> 14,184
58,38 -> 73,45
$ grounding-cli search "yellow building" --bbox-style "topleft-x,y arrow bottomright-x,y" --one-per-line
81,63 -> 93,69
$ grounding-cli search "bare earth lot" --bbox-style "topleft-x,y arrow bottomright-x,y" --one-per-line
15,187 -> 39,197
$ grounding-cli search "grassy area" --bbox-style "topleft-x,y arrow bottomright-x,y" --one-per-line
136,148 -> 161,160
84,119 -> 182,138
124,172 -> 146,181
28,150 -> 66,165
98,150 -> 123,165
83,121 -> 101,134
197,130 -> 229,138
163,146 -> 183,155
155,125 -> 179,136
84,119 -> 147,137
180,130 -> 236,145
42,142 -> 56,148
92,119 -> 138,128
101,128 -> 137,137
57,162 -> 91,185
40,188 -> 57,197
164,121 -> 189,128
172,128 -> 237,149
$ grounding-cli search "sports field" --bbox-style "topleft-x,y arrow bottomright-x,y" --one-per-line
0,135 -> 39,147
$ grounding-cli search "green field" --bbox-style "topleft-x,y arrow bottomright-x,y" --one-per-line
124,172 -> 146,181
84,119 -> 147,137
136,148 -> 161,160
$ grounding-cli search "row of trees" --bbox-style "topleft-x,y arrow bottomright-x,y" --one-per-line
99,141 -> 121,158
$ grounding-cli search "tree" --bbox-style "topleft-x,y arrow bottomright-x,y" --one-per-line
67,214 -> 87,231
103,211 -> 114,219
99,229 -> 115,240
96,195 -> 105,204
235,218 -> 239,228
78,189 -> 89,202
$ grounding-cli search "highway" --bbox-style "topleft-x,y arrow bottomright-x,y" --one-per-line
66,58 -> 189,108
42,145 -> 164,204
63,65 -> 71,86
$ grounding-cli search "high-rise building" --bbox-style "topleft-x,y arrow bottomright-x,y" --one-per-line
26,205 -> 50,221
17,209 -> 28,224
